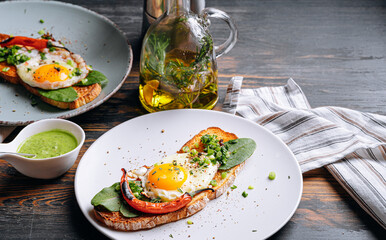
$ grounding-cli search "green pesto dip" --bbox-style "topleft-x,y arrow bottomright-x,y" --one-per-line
17,129 -> 78,159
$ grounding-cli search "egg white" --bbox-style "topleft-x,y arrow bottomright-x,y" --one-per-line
15,47 -> 88,90
134,153 -> 219,202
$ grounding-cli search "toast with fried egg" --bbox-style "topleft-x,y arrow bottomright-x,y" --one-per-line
94,127 -> 247,231
0,33 -> 102,109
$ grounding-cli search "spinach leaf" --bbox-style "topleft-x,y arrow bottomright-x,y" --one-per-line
37,87 -> 78,102
91,182 -> 121,212
75,70 -> 108,87
91,182 -> 141,218
219,138 -> 257,170
120,201 -> 140,218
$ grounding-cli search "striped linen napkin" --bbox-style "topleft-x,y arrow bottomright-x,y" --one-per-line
223,77 -> 386,229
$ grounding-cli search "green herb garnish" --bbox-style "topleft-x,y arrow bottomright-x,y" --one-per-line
199,135 -> 256,170
39,52 -> 46,60
268,171 -> 276,180
47,41 -> 56,52
182,146 -> 190,153
0,46 -> 30,65
72,68 -> 82,76
210,179 -> 217,187
242,191 -> 248,198
67,59 -> 74,67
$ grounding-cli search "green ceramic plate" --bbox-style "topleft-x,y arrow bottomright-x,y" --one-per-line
0,1 -> 132,125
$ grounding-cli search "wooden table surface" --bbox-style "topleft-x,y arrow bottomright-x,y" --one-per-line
1,0 -> 385,239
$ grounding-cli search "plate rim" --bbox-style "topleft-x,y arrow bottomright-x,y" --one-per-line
0,0 -> 133,126
74,109 -> 303,239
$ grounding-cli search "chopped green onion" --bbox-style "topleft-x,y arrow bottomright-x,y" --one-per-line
248,185 -> 254,190
67,60 -> 74,67
190,149 -> 198,156
72,68 -> 82,76
231,185 -> 237,190
242,191 -> 248,198
207,149 -> 214,155
39,19 -> 44,23
221,171 -> 227,179
182,146 -> 190,153
268,171 -> 276,180
187,220 -> 193,225
39,52 -> 47,60
210,179 -> 217,187
47,42 -> 56,51
38,29 -> 45,35
2,67 -> 10,72
177,188 -> 183,193
194,142 -> 199,148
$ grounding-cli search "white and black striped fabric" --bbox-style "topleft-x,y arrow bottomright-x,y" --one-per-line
224,77 -> 386,229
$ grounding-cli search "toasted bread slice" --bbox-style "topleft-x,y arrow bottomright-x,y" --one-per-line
0,62 -> 20,84
94,127 -> 245,231
20,80 -> 102,109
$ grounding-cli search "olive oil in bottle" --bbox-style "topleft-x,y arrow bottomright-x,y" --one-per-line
139,47 -> 218,112
138,0 -> 219,112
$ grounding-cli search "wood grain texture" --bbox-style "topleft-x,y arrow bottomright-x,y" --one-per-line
1,0 -> 385,239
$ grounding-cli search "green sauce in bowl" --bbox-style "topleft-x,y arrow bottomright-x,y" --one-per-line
17,129 -> 78,159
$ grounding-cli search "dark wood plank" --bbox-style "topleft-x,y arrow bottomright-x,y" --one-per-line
1,0 -> 385,239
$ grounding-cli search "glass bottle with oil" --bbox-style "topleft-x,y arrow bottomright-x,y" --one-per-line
139,0 -> 237,112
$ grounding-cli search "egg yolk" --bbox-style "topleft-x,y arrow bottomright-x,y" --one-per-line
33,64 -> 70,83
148,163 -> 188,190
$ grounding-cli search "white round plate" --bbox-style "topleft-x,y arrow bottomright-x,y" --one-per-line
75,109 -> 303,240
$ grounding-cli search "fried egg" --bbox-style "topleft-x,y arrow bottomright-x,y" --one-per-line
15,46 -> 88,90
131,153 -> 219,202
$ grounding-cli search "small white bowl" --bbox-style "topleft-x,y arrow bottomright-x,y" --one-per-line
0,119 -> 85,179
